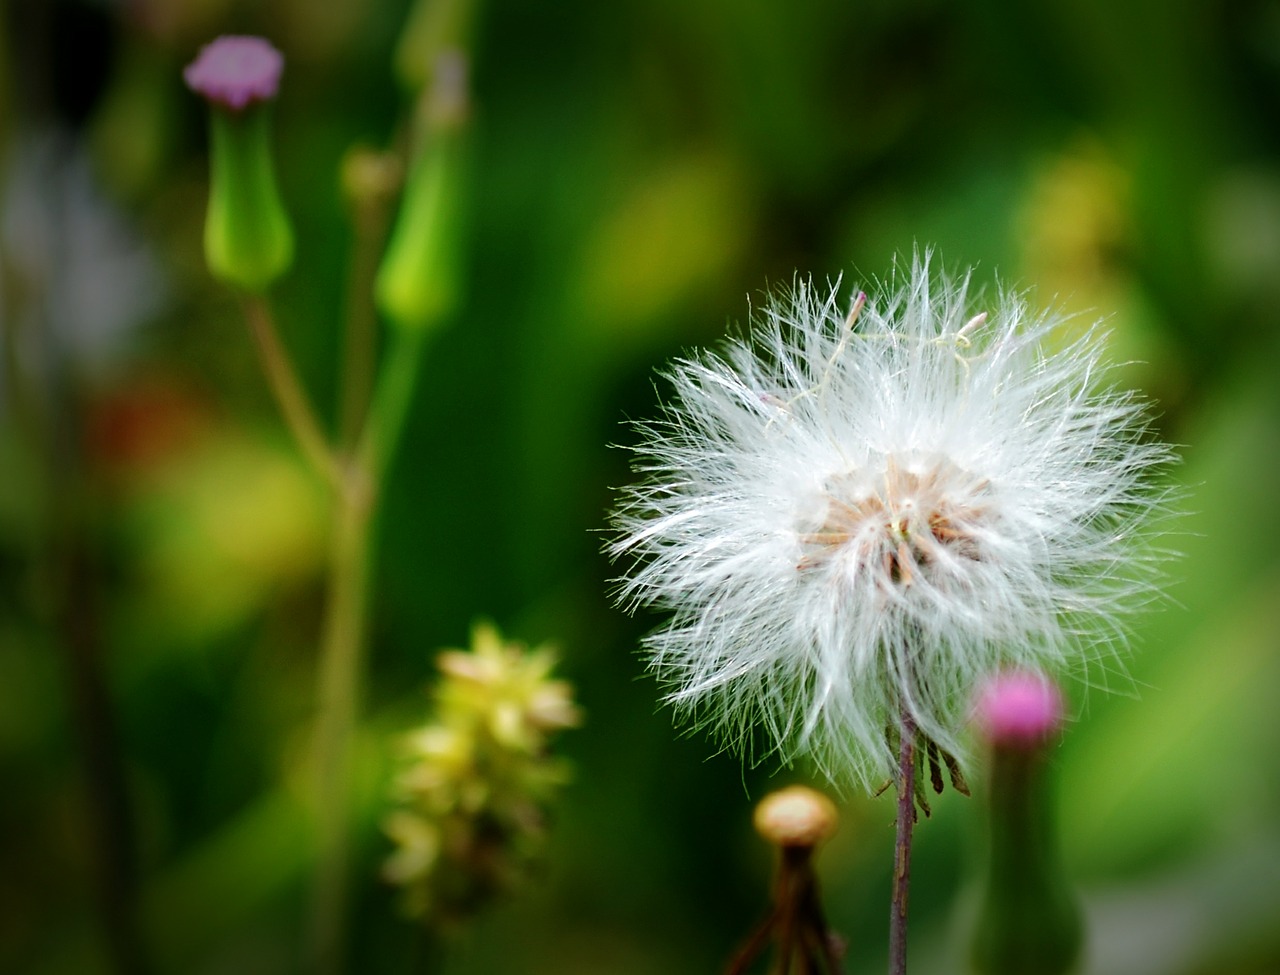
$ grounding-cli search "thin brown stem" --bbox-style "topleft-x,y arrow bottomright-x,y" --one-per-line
773,875 -> 799,975
54,404 -> 151,975
724,906 -> 783,975
888,706 -> 917,975
241,294 -> 340,489
799,870 -> 845,975
727,842 -> 846,975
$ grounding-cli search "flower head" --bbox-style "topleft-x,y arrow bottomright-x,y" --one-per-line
610,254 -> 1172,791
183,36 -> 284,111
974,670 -> 1066,749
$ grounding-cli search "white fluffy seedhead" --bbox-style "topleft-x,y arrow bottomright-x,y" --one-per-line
610,253 -> 1175,792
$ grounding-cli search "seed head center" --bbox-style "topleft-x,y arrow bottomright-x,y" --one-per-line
797,455 -> 989,584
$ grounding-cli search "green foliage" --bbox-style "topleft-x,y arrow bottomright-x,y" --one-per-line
1,0 -> 1278,973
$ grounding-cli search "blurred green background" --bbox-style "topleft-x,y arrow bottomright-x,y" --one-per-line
2,0 -> 1279,972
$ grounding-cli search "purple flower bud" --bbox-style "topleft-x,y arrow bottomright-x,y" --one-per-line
184,35 -> 293,290
974,671 -> 1064,749
184,36 -> 283,111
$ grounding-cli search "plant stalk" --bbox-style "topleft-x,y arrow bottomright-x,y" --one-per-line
241,295 -> 340,489
888,705 -> 917,975
338,178 -> 396,448
971,742 -> 1082,974
309,474 -> 373,975
357,329 -> 426,485
308,326 -> 424,971
237,292 -> 382,973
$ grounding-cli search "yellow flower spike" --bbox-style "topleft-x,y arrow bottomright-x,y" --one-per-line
381,812 -> 441,885
382,622 -> 580,926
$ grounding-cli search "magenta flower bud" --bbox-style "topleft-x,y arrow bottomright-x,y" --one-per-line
184,36 -> 293,291
183,36 -> 284,112
974,671 -> 1065,749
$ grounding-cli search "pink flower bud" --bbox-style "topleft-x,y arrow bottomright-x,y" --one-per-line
184,36 -> 283,111
974,672 -> 1064,748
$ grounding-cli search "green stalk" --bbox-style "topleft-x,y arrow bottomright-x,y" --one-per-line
307,330 -> 427,974
234,293 -> 373,974
234,37 -> 460,975
309,218 -> 429,975
309,474 -> 373,975
971,745 -> 1082,974
358,329 -> 426,485
337,152 -> 399,449
241,296 -> 340,490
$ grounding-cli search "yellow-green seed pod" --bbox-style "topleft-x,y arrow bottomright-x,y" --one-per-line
185,36 -> 295,292
753,785 -> 839,848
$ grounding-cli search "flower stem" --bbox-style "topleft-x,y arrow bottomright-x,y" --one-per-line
241,294 -> 340,489
337,175 -> 395,449
357,328 -> 426,485
309,477 -> 373,975
309,324 -> 427,975
236,293 -> 385,972
971,739 -> 1082,974
889,705 -> 917,975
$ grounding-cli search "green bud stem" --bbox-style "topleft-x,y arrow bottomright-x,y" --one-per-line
241,296 -> 340,490
205,106 -> 294,292
971,745 -> 1083,975
394,0 -> 477,91
358,328 -> 426,486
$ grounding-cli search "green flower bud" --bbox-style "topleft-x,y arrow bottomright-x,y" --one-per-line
184,37 -> 294,292
374,52 -> 469,333
393,0 -> 477,92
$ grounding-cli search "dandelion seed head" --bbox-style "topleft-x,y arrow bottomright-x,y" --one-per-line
609,253 -> 1174,792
